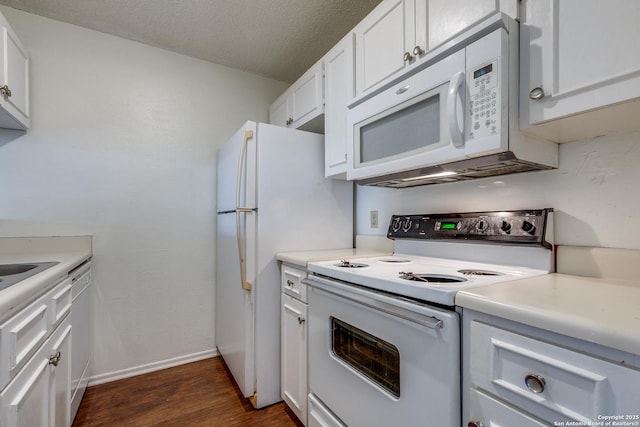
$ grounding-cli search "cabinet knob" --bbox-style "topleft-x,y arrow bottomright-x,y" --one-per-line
49,351 -> 61,367
468,422 -> 484,427
285,118 -> 293,126
0,85 -> 12,98
297,316 -> 306,325
412,45 -> 425,56
524,373 -> 546,393
529,87 -> 545,100
286,279 -> 294,287
403,52 -> 414,62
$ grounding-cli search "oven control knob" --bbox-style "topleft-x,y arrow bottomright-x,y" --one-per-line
391,217 -> 402,232
475,220 -> 488,232
402,217 -> 413,232
500,220 -> 512,234
521,220 -> 536,235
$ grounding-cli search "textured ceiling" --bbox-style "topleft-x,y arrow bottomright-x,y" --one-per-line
0,0 -> 381,83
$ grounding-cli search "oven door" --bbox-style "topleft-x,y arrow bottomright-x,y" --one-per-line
306,275 -> 460,426
347,48 -> 466,181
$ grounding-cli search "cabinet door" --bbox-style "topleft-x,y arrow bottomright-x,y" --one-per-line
50,321 -> 72,427
324,34 -> 354,179
354,0 -> 408,95
269,91 -> 290,127
0,12 -> 29,129
427,0 -> 502,49
281,294 -> 307,425
521,0 -> 640,140
291,60 -> 324,131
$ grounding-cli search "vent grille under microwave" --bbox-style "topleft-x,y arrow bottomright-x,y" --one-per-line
356,152 -> 554,188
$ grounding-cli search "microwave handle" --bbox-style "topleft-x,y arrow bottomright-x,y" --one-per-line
447,71 -> 465,148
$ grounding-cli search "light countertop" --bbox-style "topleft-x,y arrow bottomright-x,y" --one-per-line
456,273 -> 640,356
0,236 -> 93,322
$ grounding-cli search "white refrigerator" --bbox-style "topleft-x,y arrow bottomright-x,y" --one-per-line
215,121 -> 353,408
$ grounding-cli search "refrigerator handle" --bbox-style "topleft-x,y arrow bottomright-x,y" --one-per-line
236,129 -> 254,292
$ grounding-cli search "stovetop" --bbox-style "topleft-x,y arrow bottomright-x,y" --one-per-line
308,209 -> 554,306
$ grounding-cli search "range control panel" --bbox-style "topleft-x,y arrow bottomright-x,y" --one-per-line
387,209 -> 552,248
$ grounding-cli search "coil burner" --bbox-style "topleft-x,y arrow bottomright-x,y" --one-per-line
398,272 -> 467,283
334,260 -> 369,268
458,269 -> 504,276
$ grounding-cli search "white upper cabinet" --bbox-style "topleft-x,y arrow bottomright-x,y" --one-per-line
428,0 -> 514,48
520,0 -> 640,142
353,0 -> 515,97
324,33 -> 354,179
269,60 -> 324,133
0,11 -> 29,130
354,0 -> 409,96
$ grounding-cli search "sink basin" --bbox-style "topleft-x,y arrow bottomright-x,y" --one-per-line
0,263 -> 39,276
0,262 -> 60,291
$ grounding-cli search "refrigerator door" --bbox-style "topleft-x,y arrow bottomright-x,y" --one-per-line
215,121 -> 257,400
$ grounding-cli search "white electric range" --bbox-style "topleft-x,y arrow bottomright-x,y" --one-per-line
304,209 -> 554,427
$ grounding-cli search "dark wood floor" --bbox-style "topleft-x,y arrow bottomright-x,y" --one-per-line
73,357 -> 304,427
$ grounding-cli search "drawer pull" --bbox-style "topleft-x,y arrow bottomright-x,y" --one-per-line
524,374 -> 546,393
49,351 -> 61,367
286,279 -> 294,287
297,316 -> 305,325
468,422 -> 484,427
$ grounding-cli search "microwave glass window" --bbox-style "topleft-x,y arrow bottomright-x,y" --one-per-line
331,317 -> 400,398
359,94 -> 440,164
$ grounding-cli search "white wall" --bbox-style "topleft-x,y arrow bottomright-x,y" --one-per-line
0,8 -> 288,381
357,130 -> 640,250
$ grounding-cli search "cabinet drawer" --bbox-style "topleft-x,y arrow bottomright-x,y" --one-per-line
469,321 -> 640,423
0,294 -> 48,390
468,388 -> 549,427
281,265 -> 307,302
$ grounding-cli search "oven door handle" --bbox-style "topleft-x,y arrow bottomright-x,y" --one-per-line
303,277 -> 444,330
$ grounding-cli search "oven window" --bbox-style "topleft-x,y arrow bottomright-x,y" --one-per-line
359,92 -> 441,165
331,317 -> 400,398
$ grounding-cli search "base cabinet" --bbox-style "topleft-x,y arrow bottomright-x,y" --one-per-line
0,262 -> 90,427
70,266 -> 92,422
0,316 -> 71,427
280,264 -> 308,426
463,309 -> 640,426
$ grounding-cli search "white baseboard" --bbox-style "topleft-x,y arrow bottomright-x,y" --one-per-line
87,348 -> 219,387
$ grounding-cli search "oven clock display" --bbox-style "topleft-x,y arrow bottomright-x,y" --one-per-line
436,221 -> 460,231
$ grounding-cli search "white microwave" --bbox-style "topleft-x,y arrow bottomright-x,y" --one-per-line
346,14 -> 557,188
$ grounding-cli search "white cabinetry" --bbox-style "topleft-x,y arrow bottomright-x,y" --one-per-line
323,34 -> 354,179
353,0 -> 412,96
0,277 -> 74,427
0,10 -> 29,130
269,60 -> 324,133
353,0 -> 514,96
520,0 -> 640,142
280,264 -> 308,426
70,265 -> 92,422
463,309 -> 640,426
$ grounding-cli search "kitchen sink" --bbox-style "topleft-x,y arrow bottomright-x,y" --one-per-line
0,263 -> 40,276
0,262 -> 60,291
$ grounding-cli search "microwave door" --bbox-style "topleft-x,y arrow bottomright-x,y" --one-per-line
347,49 -> 467,181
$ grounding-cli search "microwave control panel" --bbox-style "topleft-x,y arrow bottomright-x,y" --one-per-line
467,58 -> 499,141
